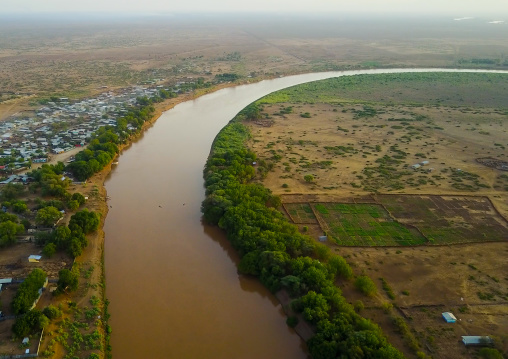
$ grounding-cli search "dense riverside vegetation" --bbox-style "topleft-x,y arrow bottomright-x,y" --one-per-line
202,118 -> 405,358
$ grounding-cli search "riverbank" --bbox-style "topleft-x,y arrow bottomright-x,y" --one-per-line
66,78 -> 267,359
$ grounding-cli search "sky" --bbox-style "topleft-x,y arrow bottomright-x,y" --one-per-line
2,0 -> 508,16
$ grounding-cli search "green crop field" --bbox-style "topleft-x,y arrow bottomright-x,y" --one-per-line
284,203 -> 318,224
376,195 -> 508,244
312,203 -> 427,246
285,195 -> 508,246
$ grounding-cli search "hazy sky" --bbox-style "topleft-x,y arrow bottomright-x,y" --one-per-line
3,0 -> 508,16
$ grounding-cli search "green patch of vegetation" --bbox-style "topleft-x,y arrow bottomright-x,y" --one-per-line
313,203 -> 426,246
256,72 -> 508,109
380,277 -> 396,299
284,203 -> 317,224
377,195 -> 508,245
355,275 -> 377,296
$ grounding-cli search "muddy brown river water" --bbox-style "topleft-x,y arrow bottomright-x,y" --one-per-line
103,69 -> 507,358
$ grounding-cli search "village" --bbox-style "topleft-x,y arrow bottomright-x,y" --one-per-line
0,83 -> 172,177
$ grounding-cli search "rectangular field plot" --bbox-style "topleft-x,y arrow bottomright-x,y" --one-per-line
376,195 -> 508,244
283,203 -> 318,224
312,203 -> 427,246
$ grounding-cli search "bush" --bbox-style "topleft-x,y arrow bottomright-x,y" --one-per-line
354,300 -> 365,312
314,243 -> 330,260
43,305 -> 62,319
479,348 -> 503,359
382,302 -> 393,313
355,275 -> 377,296
328,256 -> 353,280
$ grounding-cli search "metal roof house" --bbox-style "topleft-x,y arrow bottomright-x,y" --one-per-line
442,312 -> 457,323
28,255 -> 42,263
461,336 -> 493,346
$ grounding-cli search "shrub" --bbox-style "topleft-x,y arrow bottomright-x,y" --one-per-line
479,348 -> 503,359
354,300 -> 365,312
355,275 -> 377,296
304,174 -> 314,183
43,305 -> 62,320
328,256 -> 353,280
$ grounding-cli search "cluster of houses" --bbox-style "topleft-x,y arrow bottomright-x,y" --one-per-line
441,311 -> 494,347
0,85 -> 163,174
411,160 -> 431,171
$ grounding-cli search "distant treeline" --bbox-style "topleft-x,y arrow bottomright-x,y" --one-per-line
201,117 -> 405,358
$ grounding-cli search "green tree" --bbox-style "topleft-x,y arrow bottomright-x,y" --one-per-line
0,211 -> 18,223
12,268 -> 47,315
0,221 -> 24,247
328,256 -> 353,280
71,192 -> 86,206
67,200 -> 79,211
35,206 -> 62,227
1,183 -> 25,200
52,226 -> 71,249
292,291 -> 330,324
42,243 -> 57,258
12,310 -> 49,338
57,268 -> 79,292
12,201 -> 28,213
69,209 -> 100,234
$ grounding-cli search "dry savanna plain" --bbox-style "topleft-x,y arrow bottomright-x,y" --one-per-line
1,13 -> 508,359
2,14 -> 508,120
245,72 -> 508,359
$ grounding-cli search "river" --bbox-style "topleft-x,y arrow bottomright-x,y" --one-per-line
103,68 -> 508,358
